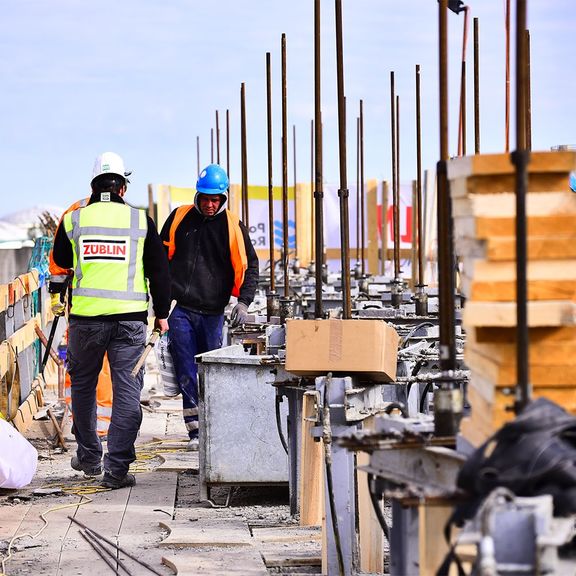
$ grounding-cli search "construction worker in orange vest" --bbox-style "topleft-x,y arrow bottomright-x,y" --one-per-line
49,198 -> 113,440
160,164 -> 259,451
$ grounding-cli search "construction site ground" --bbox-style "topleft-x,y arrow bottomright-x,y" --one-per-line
0,354 -> 322,576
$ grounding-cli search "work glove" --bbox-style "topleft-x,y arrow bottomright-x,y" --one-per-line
50,292 -> 66,317
230,302 -> 249,327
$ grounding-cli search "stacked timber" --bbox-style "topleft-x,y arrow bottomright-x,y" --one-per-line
447,151 -> 576,446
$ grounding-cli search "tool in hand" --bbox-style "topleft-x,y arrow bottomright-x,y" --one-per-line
130,328 -> 161,377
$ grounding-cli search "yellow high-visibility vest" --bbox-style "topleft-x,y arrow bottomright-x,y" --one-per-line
63,201 -> 148,316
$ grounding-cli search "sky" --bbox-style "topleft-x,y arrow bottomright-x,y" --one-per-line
1,0 -> 575,218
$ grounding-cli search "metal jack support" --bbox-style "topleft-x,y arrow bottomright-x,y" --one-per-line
314,375 -> 359,576
433,372 -> 464,437
391,278 -> 403,309
414,285 -> 429,317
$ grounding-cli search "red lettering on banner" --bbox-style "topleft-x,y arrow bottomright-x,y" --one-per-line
379,205 -> 412,243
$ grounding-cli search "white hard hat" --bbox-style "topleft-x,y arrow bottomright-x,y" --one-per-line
91,152 -> 131,183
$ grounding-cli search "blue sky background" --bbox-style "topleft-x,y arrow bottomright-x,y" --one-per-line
1,0 -> 574,216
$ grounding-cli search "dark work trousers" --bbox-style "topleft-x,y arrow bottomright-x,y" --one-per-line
67,318 -> 146,478
168,305 -> 224,439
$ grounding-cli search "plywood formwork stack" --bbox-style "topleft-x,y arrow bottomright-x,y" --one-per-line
446,151 -> 576,446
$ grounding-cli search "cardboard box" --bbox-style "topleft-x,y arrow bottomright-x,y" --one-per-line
285,319 -> 399,382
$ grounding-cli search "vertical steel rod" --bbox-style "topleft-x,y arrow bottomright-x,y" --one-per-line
211,128 -> 214,163
395,94 -> 401,287
437,0 -> 456,371
525,29 -> 532,151
311,118 -> 315,260
474,17 -> 480,154
416,64 -> 425,287
240,82 -> 249,226
390,72 -> 399,281
356,116 -> 360,263
281,33 -> 289,298
314,0 -> 324,318
513,0 -> 530,413
335,0 -> 351,319
226,109 -> 231,179
360,99 -> 365,277
505,0 -> 511,152
457,7 -> 469,157
216,110 -> 220,165
380,181 -> 389,276
266,53 -> 275,293
293,124 -> 298,260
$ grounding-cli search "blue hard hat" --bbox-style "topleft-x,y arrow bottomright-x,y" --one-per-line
570,171 -> 576,193
196,164 -> 229,194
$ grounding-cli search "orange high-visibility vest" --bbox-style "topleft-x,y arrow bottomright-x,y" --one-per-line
163,205 -> 248,297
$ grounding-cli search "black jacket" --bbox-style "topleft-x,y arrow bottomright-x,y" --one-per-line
50,192 -> 171,323
160,205 -> 259,315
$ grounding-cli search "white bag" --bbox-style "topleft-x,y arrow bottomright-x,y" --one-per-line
0,418 -> 38,489
154,332 -> 180,397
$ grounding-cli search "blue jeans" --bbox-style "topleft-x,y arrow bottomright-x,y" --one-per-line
168,305 -> 224,439
67,318 -> 146,478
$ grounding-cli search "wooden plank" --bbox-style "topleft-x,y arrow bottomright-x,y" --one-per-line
455,214 -> 576,240
459,415 -> 491,448
464,347 -> 576,386
447,150 -> 576,180
0,502 -> 32,541
450,172 -> 570,198
12,384 -> 44,433
251,525 -> 321,543
418,502 -> 455,576
455,236 -> 576,262
159,518 -> 252,547
452,191 -> 576,218
461,277 -> 576,302
472,326 -> 576,344
357,415 -> 383,574
162,548 -> 268,576
462,300 -> 576,328
299,391 -> 323,527
156,452 -> 198,472
462,258 -> 576,281
8,315 -> 43,354
260,547 -> 321,567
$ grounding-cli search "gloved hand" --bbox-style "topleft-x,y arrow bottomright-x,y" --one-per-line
230,302 -> 249,327
50,292 -> 66,317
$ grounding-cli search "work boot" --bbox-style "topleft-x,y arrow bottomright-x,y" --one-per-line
70,456 -> 102,477
187,438 -> 199,452
100,472 -> 136,490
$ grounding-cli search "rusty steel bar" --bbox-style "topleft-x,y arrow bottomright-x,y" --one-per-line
474,17 -> 480,154
240,82 -> 249,226
360,99 -> 365,276
281,33 -> 289,298
69,516 -> 164,576
356,115 -> 360,263
505,0 -> 511,152
266,52 -> 275,293
525,29 -> 532,151
310,118 -> 315,259
335,0 -> 351,319
390,72 -> 399,282
457,7 -> 469,157
415,64 -> 425,287
437,0 -> 457,371
79,530 -> 124,575
512,0 -> 531,413
210,127 -> 214,164
215,110 -> 220,165
226,109 -> 230,179
293,124 -> 298,259
314,0 -> 324,318
380,180 -> 389,275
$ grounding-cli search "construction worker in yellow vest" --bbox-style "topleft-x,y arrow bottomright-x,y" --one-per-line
49,198 -> 113,440
49,152 -> 170,489
160,164 -> 259,451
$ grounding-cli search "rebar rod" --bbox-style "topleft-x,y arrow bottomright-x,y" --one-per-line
240,82 -> 249,226
415,64 -> 425,287
474,17 -> 480,153
266,52 -> 275,292
293,124 -> 298,259
226,109 -> 230,179
437,0 -> 457,371
335,0 -> 351,319
314,0 -> 324,317
215,110 -> 220,165
281,33 -> 289,298
513,0 -> 530,413
390,72 -> 400,280
360,99 -> 365,276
